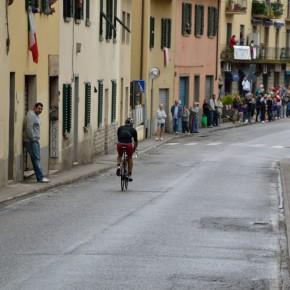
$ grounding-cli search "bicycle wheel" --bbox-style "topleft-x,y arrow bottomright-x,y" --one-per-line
124,158 -> 128,190
120,160 -> 125,191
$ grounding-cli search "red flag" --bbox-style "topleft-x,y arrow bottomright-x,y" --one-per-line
28,9 -> 39,64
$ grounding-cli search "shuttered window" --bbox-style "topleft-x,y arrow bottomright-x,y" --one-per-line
195,5 -> 204,37
161,18 -> 171,49
208,7 -> 218,37
150,17 -> 155,49
98,81 -> 104,128
63,0 -> 73,20
63,84 -> 72,136
84,83 -> 91,128
75,0 -> 84,22
111,80 -> 117,123
86,0 -> 91,26
106,0 -> 114,40
182,3 -> 192,35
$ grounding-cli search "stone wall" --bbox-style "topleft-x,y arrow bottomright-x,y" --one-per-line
94,124 -> 118,155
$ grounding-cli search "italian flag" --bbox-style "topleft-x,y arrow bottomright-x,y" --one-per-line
28,8 -> 39,64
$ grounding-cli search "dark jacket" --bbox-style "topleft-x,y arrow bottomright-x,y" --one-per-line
171,105 -> 183,119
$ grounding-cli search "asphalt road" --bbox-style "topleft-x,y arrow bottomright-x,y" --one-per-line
1,120 -> 290,290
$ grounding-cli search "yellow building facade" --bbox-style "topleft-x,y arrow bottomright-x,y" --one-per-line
220,0 -> 290,94
0,1 -> 10,187
131,0 -> 176,136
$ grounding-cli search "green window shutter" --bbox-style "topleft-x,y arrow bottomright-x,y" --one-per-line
111,80 -> 117,123
98,81 -> 104,127
213,7 -> 218,36
64,0 -> 73,20
85,83 -> 91,128
194,5 -> 198,36
75,0 -> 84,21
113,0 -> 117,39
86,0 -> 90,26
150,16 -> 155,49
100,0 -> 104,37
63,84 -> 72,136
161,18 -> 166,49
41,0 -> 50,14
106,0 -> 113,40
167,19 -> 171,48
200,5 -> 204,35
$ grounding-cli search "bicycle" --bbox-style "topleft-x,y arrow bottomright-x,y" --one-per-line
120,146 -> 129,191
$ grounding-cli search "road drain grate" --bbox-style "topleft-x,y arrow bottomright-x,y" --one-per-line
169,274 -> 272,290
197,217 -> 272,233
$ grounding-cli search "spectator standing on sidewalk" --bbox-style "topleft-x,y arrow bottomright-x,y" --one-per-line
216,97 -> 223,125
208,95 -> 216,127
182,106 -> 190,134
23,103 -> 50,183
256,94 -> 261,122
242,77 -> 251,97
232,95 -> 241,123
267,95 -> 273,122
191,102 -> 200,133
202,99 -> 210,127
282,92 -> 289,118
260,94 -> 266,123
155,104 -> 167,141
171,100 -> 182,134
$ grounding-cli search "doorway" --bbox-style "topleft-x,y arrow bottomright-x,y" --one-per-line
49,76 -> 59,168
119,78 -> 124,125
73,76 -> 79,164
8,72 -> 15,180
159,88 -> 169,132
24,75 -> 37,173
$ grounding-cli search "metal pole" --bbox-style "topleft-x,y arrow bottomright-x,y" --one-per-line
150,78 -> 154,137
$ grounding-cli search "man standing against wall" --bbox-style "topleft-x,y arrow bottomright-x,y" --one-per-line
24,103 -> 50,183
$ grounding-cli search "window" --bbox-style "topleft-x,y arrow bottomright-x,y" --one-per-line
63,84 -> 72,136
106,0 -> 114,39
86,0 -> 91,26
84,83 -> 91,128
98,81 -> 104,128
239,24 -> 245,45
63,0 -> 73,20
75,0 -> 84,22
195,5 -> 204,37
208,7 -> 218,37
182,3 -> 192,35
288,0 -> 290,18
274,72 -> 280,87
226,23 -> 232,47
161,18 -> 171,49
205,75 -> 214,98
150,16 -> 155,48
194,75 -> 200,102
126,13 -> 131,44
111,80 -> 117,123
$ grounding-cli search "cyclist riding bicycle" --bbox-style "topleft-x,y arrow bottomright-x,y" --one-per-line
116,118 -> 138,182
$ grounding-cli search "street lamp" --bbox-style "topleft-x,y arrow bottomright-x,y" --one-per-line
149,67 -> 160,137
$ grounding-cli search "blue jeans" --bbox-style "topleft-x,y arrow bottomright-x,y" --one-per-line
25,141 -> 44,182
192,116 -> 199,132
173,118 -> 179,133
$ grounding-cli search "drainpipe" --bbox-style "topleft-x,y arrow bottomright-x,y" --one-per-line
140,0 -> 144,80
215,0 -> 220,81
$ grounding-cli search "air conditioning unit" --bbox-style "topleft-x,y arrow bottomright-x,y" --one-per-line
223,62 -> 232,72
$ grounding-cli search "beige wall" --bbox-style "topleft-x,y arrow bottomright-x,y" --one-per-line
59,0 -> 132,165
131,0 -> 175,134
0,2 -> 10,186
9,1 -> 59,180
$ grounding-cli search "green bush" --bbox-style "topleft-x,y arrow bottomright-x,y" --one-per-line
222,95 -> 234,105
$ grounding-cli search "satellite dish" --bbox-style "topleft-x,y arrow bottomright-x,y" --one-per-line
149,67 -> 160,79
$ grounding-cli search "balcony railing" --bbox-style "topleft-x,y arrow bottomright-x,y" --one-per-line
221,46 -> 290,62
225,0 -> 247,14
252,0 -> 283,19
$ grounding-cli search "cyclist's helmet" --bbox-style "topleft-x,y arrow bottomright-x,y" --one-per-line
125,118 -> 134,126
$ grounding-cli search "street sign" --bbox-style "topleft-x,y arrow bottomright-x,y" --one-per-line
137,80 -> 145,93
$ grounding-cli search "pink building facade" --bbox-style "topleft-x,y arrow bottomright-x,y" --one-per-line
174,0 -> 219,108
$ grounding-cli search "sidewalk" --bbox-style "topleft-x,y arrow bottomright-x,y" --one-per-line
0,120 -> 252,205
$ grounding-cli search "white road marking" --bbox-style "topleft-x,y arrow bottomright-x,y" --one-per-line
184,143 -> 198,146
271,145 -> 285,149
164,143 -> 180,146
207,142 -> 222,146
248,144 -> 267,148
